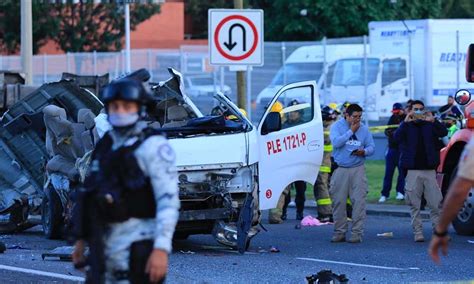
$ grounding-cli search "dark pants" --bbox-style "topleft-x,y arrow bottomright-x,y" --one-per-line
129,240 -> 166,284
381,148 -> 405,197
283,181 -> 306,214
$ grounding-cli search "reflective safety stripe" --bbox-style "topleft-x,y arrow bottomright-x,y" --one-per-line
347,198 -> 352,205
320,166 -> 331,173
324,144 -> 333,152
317,198 -> 332,206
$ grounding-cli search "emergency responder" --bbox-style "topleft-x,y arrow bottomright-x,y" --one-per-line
282,100 -> 307,220
329,104 -> 375,243
71,79 -> 180,283
429,136 -> 474,263
313,105 -> 337,222
328,103 -> 341,116
267,101 -> 291,224
445,114 -> 459,139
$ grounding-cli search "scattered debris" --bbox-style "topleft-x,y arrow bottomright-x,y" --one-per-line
42,246 -> 76,261
7,245 -> 30,250
377,232 -> 394,238
306,270 -> 349,284
467,240 -> 474,244
179,250 -> 195,254
295,224 -> 302,230
0,241 -> 5,253
269,246 -> 280,253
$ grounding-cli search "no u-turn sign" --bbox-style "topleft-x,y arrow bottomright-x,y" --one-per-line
209,9 -> 264,66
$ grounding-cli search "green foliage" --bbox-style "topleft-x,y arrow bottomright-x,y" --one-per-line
0,1 -> 160,54
187,0 -> 474,41
185,0 -> 234,38
260,0 -> 444,41
0,0 -> 57,54
442,0 -> 474,18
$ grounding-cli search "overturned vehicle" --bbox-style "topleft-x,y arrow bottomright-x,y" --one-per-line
0,68 -> 323,250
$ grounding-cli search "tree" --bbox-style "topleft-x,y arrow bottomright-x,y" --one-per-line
0,0 -> 57,54
52,2 -> 160,52
442,0 -> 474,18
259,0 -> 443,41
0,1 -> 160,54
185,0 -> 233,39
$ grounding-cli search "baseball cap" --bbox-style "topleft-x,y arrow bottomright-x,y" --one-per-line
392,103 -> 403,112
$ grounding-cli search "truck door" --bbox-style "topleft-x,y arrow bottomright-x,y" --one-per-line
257,81 -> 324,210
378,57 -> 409,117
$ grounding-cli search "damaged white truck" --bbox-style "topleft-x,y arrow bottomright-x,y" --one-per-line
0,69 -> 323,252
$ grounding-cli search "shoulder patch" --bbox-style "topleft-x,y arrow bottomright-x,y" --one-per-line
158,143 -> 175,163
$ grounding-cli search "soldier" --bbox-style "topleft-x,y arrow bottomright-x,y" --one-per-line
314,106 -> 338,222
71,79 -> 180,283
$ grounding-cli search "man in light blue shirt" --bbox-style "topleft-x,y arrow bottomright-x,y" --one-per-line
329,104 -> 375,243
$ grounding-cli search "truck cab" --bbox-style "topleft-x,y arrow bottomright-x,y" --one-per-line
254,44 -> 364,120
328,55 -> 409,120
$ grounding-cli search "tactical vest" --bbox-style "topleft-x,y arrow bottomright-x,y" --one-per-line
85,128 -> 161,223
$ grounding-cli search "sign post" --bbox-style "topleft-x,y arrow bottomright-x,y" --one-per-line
209,8 -> 263,114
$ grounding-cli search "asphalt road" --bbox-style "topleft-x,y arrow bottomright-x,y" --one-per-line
0,209 -> 473,283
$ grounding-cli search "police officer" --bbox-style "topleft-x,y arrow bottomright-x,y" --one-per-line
314,106 -> 337,222
71,79 -> 180,283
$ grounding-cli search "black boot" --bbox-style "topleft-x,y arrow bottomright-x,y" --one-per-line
296,212 -> 304,220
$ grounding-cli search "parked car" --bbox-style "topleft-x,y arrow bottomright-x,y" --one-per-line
0,68 -> 324,252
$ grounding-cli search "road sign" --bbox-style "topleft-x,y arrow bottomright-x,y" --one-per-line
209,9 -> 264,66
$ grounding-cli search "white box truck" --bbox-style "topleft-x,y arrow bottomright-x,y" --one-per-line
328,19 -> 474,120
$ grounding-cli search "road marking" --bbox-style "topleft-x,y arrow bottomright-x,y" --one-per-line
0,264 -> 85,282
296,257 -> 420,271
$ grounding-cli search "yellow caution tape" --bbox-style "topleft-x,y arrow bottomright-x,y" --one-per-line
324,124 -> 400,135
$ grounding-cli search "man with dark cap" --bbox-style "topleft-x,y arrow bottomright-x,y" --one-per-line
379,103 -> 406,202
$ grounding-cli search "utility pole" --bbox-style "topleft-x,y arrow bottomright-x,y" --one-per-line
124,3 -> 131,73
234,0 -> 247,111
21,0 -> 33,84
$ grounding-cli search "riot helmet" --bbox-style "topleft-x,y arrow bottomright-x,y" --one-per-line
100,79 -> 153,128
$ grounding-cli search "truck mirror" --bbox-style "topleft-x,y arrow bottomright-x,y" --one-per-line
261,112 -> 281,135
466,44 -> 474,83
454,89 -> 471,106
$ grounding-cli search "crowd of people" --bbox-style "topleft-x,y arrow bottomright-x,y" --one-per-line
269,95 -> 465,244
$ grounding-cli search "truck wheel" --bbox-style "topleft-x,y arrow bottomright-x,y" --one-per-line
451,166 -> 474,235
41,187 -> 64,239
